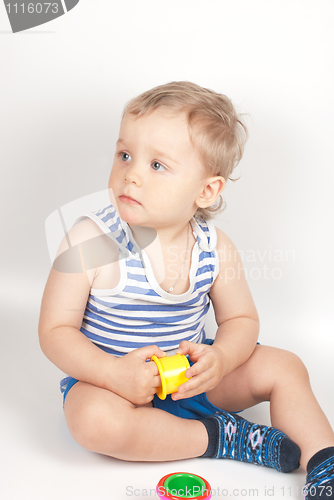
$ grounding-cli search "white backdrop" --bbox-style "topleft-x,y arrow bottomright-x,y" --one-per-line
1,1 -> 333,499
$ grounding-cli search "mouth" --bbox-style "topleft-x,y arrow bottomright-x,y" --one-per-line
119,194 -> 141,205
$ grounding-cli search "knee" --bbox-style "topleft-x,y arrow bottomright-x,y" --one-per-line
276,349 -> 309,380
249,346 -> 310,400
65,399 -> 128,454
266,347 -> 310,391
65,400 -> 106,451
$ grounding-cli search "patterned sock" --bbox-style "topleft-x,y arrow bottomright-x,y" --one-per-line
200,410 -> 300,473
304,447 -> 334,500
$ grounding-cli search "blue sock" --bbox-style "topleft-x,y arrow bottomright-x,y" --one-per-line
200,410 -> 300,473
304,447 -> 334,500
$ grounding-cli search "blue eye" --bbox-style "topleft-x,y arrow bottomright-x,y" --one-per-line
151,161 -> 166,172
120,152 -> 131,162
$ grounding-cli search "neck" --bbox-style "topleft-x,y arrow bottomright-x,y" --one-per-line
129,219 -> 193,250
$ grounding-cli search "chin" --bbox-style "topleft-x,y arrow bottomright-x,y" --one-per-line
117,206 -> 143,226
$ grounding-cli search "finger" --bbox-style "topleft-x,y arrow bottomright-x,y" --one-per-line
172,379 -> 213,401
176,370 -> 213,397
149,361 -> 159,376
176,340 -> 195,355
176,341 -> 204,360
146,359 -> 163,379
185,357 -> 212,379
136,344 -> 167,361
172,387 -> 206,401
152,374 -> 162,388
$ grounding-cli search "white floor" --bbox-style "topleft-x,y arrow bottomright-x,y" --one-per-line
2,295 -> 333,500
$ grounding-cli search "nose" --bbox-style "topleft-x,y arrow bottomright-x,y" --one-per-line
124,161 -> 143,186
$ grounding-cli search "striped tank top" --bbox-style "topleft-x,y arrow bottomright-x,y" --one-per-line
71,203 -> 219,357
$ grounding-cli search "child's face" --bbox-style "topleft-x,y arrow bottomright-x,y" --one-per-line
109,108 -> 209,229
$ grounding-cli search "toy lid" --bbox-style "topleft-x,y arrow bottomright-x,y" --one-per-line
157,472 -> 211,500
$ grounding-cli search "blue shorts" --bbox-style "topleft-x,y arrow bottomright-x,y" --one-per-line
61,338 -> 238,419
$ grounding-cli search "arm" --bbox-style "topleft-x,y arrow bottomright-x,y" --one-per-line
208,228 -> 259,376
174,227 -> 259,399
38,219 -> 164,404
38,218 -> 119,389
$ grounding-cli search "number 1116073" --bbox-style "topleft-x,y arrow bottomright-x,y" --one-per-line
281,485 -> 333,497
5,3 -> 60,14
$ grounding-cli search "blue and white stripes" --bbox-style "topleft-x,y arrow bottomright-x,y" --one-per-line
71,204 -> 219,357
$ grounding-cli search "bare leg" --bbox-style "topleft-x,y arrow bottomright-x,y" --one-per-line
206,345 -> 334,470
64,381 -> 208,461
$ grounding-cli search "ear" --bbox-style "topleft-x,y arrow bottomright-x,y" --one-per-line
196,176 -> 226,208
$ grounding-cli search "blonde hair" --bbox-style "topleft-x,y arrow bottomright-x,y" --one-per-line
123,81 -> 248,220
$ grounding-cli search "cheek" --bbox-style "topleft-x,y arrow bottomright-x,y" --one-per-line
108,167 -> 119,187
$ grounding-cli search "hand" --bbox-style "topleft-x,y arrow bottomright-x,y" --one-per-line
110,345 -> 166,406
172,341 -> 226,400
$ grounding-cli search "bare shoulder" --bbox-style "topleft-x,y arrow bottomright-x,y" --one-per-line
54,217 -> 119,275
39,217 -> 120,333
214,226 -> 242,267
209,225 -> 258,324
56,217 -> 114,251
215,225 -> 234,246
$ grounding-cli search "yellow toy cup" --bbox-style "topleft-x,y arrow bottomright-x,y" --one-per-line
151,354 -> 191,400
